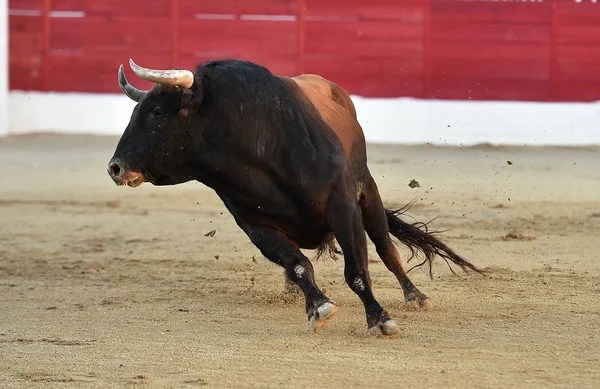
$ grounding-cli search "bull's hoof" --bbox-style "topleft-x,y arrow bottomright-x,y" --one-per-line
368,319 -> 400,339
405,292 -> 433,311
309,302 -> 338,333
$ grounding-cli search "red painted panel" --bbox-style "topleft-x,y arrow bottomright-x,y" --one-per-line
305,57 -> 423,97
10,30 -> 43,54
430,41 -> 550,61
306,56 -> 422,78
51,0 -> 83,11
431,0 -> 552,24
305,20 -> 422,58
9,0 -> 42,10
556,46 -> 600,82
7,0 -> 600,102
556,81 -> 600,102
428,77 -> 550,102
46,53 -> 172,92
306,20 -> 423,42
306,39 -> 422,59
555,25 -> 600,45
339,78 -> 423,98
306,0 -> 425,21
553,1 -> 600,100
50,16 -> 172,54
557,58 -> 600,83
178,19 -> 297,57
9,15 -> 44,53
180,0 -> 300,16
82,0 -> 172,17
557,44 -> 600,62
9,54 -> 43,90
430,58 -> 549,81
428,0 -> 556,102
9,13 -> 43,91
554,1 -> 600,25
430,20 -> 551,44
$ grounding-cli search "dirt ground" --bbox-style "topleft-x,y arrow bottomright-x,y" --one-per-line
0,134 -> 599,389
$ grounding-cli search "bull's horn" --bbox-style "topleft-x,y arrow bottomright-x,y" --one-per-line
129,58 -> 194,89
118,64 -> 147,102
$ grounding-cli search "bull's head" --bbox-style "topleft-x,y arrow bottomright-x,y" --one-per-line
108,59 -> 202,187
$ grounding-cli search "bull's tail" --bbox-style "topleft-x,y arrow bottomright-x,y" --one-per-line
385,201 -> 484,278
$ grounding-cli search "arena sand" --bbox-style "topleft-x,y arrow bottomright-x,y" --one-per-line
0,134 -> 599,388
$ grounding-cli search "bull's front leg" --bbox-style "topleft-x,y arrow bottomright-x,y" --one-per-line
284,273 -> 303,296
245,226 -> 338,333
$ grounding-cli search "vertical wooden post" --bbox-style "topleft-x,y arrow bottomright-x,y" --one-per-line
171,0 -> 180,68
297,0 -> 306,75
549,0 -> 558,102
422,0 -> 432,99
42,0 -> 50,92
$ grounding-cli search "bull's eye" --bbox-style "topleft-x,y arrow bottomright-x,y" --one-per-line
152,107 -> 165,117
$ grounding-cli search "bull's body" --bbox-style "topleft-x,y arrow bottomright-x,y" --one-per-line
109,59 -> 481,337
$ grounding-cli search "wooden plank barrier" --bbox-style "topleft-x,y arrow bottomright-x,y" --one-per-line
8,0 -> 600,101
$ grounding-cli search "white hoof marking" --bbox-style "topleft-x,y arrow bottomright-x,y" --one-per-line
368,319 -> 400,338
310,302 -> 338,333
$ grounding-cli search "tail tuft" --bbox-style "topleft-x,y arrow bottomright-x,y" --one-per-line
385,201 -> 484,278
314,234 -> 342,262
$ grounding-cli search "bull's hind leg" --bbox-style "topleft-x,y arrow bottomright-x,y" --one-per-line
326,184 -> 399,337
245,226 -> 338,332
359,176 -> 433,310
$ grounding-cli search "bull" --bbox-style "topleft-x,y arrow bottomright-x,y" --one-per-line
108,58 -> 482,337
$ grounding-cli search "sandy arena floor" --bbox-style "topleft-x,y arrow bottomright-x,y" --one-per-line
0,134 -> 599,388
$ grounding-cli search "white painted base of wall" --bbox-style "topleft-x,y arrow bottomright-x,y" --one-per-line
7,91 -> 600,146
9,91 -> 137,136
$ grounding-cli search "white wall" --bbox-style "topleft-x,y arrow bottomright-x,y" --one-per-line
9,91 -> 137,135
0,0 -> 8,137
351,96 -> 600,146
8,91 -> 600,146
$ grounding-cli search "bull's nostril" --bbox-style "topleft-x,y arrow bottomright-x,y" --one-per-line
109,163 -> 121,177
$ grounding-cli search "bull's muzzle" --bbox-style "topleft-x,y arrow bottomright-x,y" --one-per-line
107,159 -> 145,187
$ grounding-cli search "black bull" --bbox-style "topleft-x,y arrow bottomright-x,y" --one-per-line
108,58 -> 483,338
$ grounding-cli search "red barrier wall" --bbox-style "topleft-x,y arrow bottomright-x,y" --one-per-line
8,0 -> 600,101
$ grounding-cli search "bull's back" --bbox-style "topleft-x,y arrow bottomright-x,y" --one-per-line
292,74 -> 357,119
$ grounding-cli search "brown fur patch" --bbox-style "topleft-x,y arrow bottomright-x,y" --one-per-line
120,171 -> 145,187
287,74 -> 364,160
